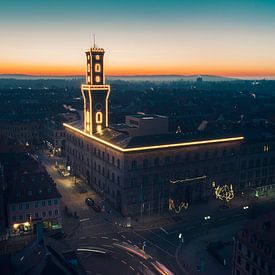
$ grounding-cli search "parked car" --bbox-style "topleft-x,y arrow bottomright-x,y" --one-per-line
85,197 -> 95,207
85,198 -> 101,212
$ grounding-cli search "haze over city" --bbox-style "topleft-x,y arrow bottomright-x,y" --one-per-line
1,0 -> 275,78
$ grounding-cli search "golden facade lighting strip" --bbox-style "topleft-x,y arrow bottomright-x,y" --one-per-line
64,123 -> 244,153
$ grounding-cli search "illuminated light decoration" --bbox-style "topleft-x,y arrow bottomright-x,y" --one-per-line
169,199 -> 188,214
214,184 -> 234,202
95,55 -> 100,60
96,112 -> 103,123
64,123 -> 244,153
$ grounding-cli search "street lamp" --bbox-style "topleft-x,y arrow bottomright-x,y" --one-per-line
204,216 -> 211,220
178,233 -> 184,253
243,205 -> 249,210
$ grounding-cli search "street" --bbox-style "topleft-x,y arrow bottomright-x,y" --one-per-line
38,150 -> 275,275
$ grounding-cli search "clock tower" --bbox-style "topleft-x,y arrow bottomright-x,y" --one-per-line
81,46 -> 110,134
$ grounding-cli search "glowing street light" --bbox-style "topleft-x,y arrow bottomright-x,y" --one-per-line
204,216 -> 211,220
243,205 -> 249,210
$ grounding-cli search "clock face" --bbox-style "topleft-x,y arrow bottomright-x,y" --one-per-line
95,103 -> 103,111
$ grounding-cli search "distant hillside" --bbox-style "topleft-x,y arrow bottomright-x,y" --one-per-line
0,74 -> 241,82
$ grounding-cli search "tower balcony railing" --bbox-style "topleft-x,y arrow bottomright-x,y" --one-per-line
81,84 -> 110,90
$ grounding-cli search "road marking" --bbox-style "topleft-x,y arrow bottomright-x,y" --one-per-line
112,238 -> 119,241
101,236 -> 109,239
121,260 -> 127,265
133,231 -> 174,257
121,234 -> 126,239
160,227 -> 169,235
127,239 -> 132,244
127,252 -> 134,258
148,229 -> 177,248
79,218 -> 90,222
129,266 -> 135,271
139,261 -> 148,269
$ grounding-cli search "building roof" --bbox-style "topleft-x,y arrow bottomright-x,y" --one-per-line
65,120 -> 245,152
8,157 -> 61,204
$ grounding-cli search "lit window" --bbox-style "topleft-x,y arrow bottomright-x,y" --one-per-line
87,76 -> 91,83
95,63 -> 101,72
264,145 -> 269,152
96,125 -> 102,132
95,76 -> 101,83
87,63 -> 90,71
95,55 -> 100,60
96,112 -> 103,123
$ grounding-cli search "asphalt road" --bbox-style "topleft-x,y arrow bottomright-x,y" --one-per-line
39,150 -> 275,274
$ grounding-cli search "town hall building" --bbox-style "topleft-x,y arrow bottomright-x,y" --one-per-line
64,45 -> 275,217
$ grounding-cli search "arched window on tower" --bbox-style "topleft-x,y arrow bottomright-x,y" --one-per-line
96,112 -> 103,123
95,63 -> 101,72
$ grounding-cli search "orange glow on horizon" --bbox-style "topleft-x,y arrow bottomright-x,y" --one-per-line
1,62 -> 275,78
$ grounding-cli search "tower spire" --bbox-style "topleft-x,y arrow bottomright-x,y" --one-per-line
93,34 -> 96,48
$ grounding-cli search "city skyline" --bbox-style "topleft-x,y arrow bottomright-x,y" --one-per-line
1,0 -> 275,78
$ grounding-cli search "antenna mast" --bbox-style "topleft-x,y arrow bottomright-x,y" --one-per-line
93,34 -> 96,48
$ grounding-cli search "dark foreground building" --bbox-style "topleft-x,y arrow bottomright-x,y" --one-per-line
232,211 -> 275,275
64,46 -> 275,217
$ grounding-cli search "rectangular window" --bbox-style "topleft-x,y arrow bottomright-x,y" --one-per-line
48,200 -> 52,206
42,201 -> 46,207
49,210 -> 52,216
54,199 -> 58,205
35,201 -> 39,208
11,204 -> 16,211
19,204 -> 23,210
25,203 -> 29,209
35,213 -> 39,218
54,209 -> 59,216
131,160 -> 137,169
42,212 -> 46,217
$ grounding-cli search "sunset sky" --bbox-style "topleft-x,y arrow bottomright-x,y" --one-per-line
1,0 -> 275,78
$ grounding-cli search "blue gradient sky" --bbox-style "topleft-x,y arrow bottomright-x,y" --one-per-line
1,0 -> 275,77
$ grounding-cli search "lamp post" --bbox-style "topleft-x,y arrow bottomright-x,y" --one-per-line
178,233 -> 184,252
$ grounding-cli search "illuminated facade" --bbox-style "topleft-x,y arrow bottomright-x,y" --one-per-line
64,46 -> 275,217
82,47 -> 110,134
